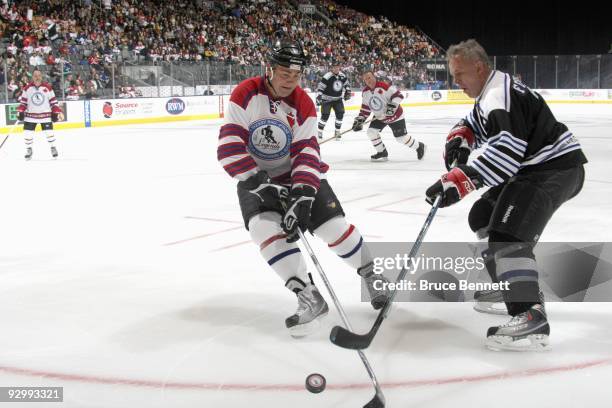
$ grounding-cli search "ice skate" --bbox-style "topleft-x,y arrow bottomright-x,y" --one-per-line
285,282 -> 329,337
25,147 -> 33,161
318,130 -> 323,140
416,141 -> 426,160
51,146 -> 58,158
475,290 -> 545,315
335,129 -> 341,140
370,148 -> 388,162
486,303 -> 550,351
473,288 -> 507,315
358,262 -> 390,310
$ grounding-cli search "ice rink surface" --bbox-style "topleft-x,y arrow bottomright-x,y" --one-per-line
1,103 -> 611,407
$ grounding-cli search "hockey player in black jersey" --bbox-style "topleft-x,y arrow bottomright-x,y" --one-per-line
425,39 -> 587,351
316,64 -> 351,140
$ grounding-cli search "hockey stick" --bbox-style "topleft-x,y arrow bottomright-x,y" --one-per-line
0,120 -> 21,151
296,227 -> 386,408
318,118 -> 373,145
329,195 -> 442,350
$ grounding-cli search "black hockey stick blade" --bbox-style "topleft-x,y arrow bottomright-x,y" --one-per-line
329,318 -> 384,350
329,324 -> 375,350
330,301 -> 387,349
364,391 -> 385,408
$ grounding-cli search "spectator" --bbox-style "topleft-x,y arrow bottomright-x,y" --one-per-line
65,79 -> 82,100
1,0 -> 442,98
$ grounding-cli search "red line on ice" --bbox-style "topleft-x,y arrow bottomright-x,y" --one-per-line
0,358 -> 609,392
343,193 -> 382,204
184,216 -> 242,224
212,240 -> 251,252
163,226 -> 243,246
368,196 -> 440,216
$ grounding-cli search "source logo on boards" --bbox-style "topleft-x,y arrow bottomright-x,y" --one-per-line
166,98 -> 185,115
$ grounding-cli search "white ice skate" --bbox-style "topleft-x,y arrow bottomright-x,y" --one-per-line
285,282 -> 329,337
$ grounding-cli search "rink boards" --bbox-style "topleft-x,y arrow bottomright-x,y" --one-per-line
1,89 -> 610,133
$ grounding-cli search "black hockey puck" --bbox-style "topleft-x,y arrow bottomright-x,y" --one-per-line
305,373 -> 326,393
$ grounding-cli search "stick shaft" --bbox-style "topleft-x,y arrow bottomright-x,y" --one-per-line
0,120 -> 22,151
319,118 -> 373,145
297,229 -> 385,401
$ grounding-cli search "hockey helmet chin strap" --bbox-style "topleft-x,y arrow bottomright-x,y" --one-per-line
265,65 -> 280,97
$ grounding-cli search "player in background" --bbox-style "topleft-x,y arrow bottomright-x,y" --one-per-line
217,41 -> 390,337
315,63 -> 351,140
17,69 -> 64,160
352,71 -> 426,161
425,39 -> 587,351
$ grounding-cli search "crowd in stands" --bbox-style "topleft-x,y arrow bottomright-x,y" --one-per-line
0,0 -> 443,101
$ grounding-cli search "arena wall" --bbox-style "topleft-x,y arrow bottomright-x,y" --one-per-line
2,90 -> 610,133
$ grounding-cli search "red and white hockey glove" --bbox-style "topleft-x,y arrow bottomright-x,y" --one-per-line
425,165 -> 483,208
444,123 -> 475,170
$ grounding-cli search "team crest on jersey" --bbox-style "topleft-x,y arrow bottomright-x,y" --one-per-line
369,95 -> 384,111
332,80 -> 343,92
248,118 -> 292,161
31,92 -> 45,106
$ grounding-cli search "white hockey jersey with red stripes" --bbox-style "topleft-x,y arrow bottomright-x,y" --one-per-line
217,76 -> 328,191
17,82 -> 62,123
359,81 -> 404,124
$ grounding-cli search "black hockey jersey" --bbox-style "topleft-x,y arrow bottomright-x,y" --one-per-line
463,70 -> 587,187
316,71 -> 351,102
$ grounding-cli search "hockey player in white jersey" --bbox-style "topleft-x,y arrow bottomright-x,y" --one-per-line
17,69 -> 64,160
352,71 -> 426,161
217,41 -> 390,337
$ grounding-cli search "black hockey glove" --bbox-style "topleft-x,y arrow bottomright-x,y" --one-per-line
425,165 -> 483,208
52,112 -> 60,122
444,123 -> 475,170
343,91 -> 351,101
352,116 -> 366,132
17,111 -> 25,122
384,102 -> 399,116
315,94 -> 322,106
282,185 -> 316,243
237,171 -> 286,208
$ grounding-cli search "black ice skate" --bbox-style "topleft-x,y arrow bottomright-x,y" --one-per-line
318,130 -> 323,140
416,142 -> 426,160
335,129 -> 341,140
285,281 -> 329,338
473,289 -> 507,315
358,262 -> 390,310
25,147 -> 33,161
51,146 -> 58,158
370,149 -> 388,162
486,303 -> 550,351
